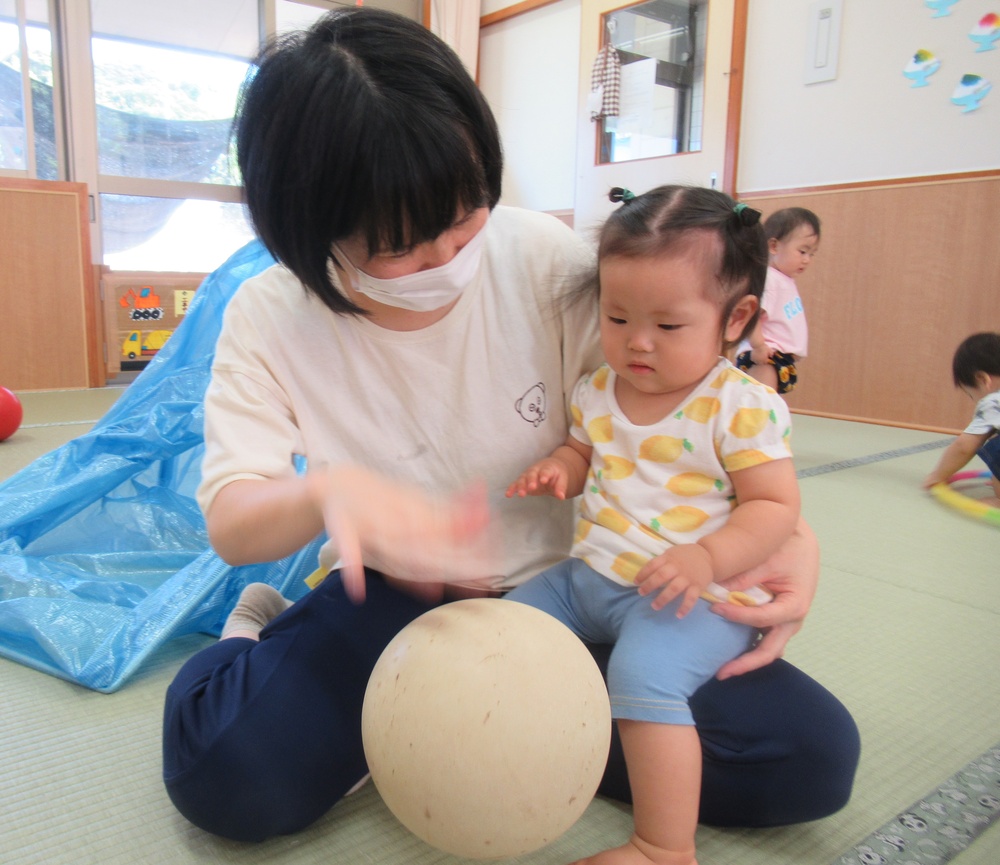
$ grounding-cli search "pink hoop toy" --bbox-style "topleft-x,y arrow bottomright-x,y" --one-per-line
929,470 -> 1000,528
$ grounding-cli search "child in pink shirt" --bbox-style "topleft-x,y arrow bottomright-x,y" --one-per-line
736,208 -> 820,394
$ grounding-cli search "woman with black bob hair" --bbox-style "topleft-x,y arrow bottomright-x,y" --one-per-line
161,6 -> 859,847
235,7 -> 502,316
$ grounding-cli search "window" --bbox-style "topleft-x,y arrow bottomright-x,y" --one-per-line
86,0 -> 258,271
0,0 -> 55,178
599,0 -> 709,164
277,0 -> 333,34
2,0 -> 259,271
2,1 -> 421,272
90,36 -> 245,188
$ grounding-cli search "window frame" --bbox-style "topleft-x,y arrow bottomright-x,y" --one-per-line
58,0 -> 257,263
0,0 -> 57,178
3,0 -> 416,266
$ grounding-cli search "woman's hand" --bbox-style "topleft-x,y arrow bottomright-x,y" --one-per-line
709,519 -> 818,679
310,467 -> 497,604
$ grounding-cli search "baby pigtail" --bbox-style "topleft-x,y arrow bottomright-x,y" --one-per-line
609,187 -> 637,205
731,202 -> 761,227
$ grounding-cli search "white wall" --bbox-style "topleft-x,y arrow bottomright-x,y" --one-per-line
738,2 -> 1000,192
481,0 -> 518,13
478,0 -> 582,213
480,0 -> 999,211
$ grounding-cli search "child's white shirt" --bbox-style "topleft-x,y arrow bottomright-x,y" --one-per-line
965,389 -> 1000,436
569,359 -> 793,586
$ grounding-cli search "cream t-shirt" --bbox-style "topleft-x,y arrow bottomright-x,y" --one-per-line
198,206 -> 601,590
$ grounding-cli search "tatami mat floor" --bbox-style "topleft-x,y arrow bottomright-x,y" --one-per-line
0,388 -> 997,865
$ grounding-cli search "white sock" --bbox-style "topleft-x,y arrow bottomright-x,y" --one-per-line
221,583 -> 293,639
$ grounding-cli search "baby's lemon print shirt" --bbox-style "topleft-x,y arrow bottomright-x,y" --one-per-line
570,358 -> 792,586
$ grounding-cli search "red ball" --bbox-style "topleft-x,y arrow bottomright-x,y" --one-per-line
0,387 -> 23,442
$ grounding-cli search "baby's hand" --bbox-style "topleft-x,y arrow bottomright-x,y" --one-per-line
634,544 -> 714,618
750,345 -> 773,365
506,458 -> 572,500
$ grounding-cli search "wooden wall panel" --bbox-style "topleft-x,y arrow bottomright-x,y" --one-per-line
0,178 -> 99,390
742,177 -> 1000,433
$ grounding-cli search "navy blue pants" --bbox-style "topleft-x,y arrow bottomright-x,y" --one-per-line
162,571 -> 860,841
978,434 -> 1000,481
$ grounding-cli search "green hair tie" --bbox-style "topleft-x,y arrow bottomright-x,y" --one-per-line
732,202 -> 761,226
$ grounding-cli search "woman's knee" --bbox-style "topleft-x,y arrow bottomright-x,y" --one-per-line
164,752 -> 357,841
163,680 -> 369,841
694,660 -> 860,826
161,573 -> 433,840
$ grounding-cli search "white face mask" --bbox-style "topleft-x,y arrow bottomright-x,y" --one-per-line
334,225 -> 486,312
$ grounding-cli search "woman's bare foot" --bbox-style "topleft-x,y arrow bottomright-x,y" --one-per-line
571,835 -> 696,865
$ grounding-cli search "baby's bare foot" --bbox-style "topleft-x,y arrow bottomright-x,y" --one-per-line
570,836 -> 696,865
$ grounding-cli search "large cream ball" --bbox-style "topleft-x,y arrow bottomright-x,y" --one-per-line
361,598 -> 612,860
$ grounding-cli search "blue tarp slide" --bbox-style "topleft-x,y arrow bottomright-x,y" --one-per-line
0,240 -> 322,693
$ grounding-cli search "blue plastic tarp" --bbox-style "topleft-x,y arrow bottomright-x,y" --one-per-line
0,240 -> 322,692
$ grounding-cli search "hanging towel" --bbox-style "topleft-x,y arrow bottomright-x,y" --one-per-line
588,45 -> 621,121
